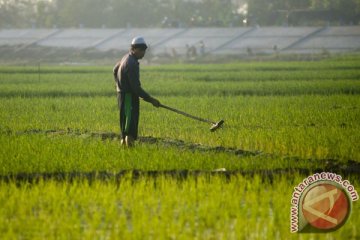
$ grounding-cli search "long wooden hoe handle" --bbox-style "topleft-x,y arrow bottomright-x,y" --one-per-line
159,104 -> 214,124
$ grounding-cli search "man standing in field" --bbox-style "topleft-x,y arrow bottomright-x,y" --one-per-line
113,37 -> 160,147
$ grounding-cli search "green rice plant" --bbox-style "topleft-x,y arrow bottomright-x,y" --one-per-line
1,134 -> 326,174
0,175 -> 358,239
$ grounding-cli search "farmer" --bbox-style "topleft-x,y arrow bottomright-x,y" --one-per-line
113,37 -> 160,147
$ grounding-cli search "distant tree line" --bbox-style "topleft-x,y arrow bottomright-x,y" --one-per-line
247,0 -> 360,26
0,0 -> 359,28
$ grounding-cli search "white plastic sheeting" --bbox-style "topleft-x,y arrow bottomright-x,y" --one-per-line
0,27 -> 359,55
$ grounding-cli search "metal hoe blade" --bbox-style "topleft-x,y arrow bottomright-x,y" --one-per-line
210,120 -> 224,132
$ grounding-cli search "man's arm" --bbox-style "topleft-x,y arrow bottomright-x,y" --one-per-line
113,61 -> 121,91
113,61 -> 120,81
127,62 -> 154,102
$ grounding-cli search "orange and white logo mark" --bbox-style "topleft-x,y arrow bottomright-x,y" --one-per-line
290,173 -> 358,233
302,184 -> 350,230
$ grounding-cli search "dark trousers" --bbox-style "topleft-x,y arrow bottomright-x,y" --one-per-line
117,92 -> 140,140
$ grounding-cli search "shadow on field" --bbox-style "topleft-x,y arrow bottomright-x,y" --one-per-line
0,169 -> 316,185
10,128 -> 261,157
1,164 -> 360,185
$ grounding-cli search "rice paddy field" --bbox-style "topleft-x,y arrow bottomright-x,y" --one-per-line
0,54 -> 359,239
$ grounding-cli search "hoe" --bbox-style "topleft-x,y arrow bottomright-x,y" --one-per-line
160,104 -> 224,132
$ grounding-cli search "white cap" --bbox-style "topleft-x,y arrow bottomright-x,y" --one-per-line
131,36 -> 147,46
